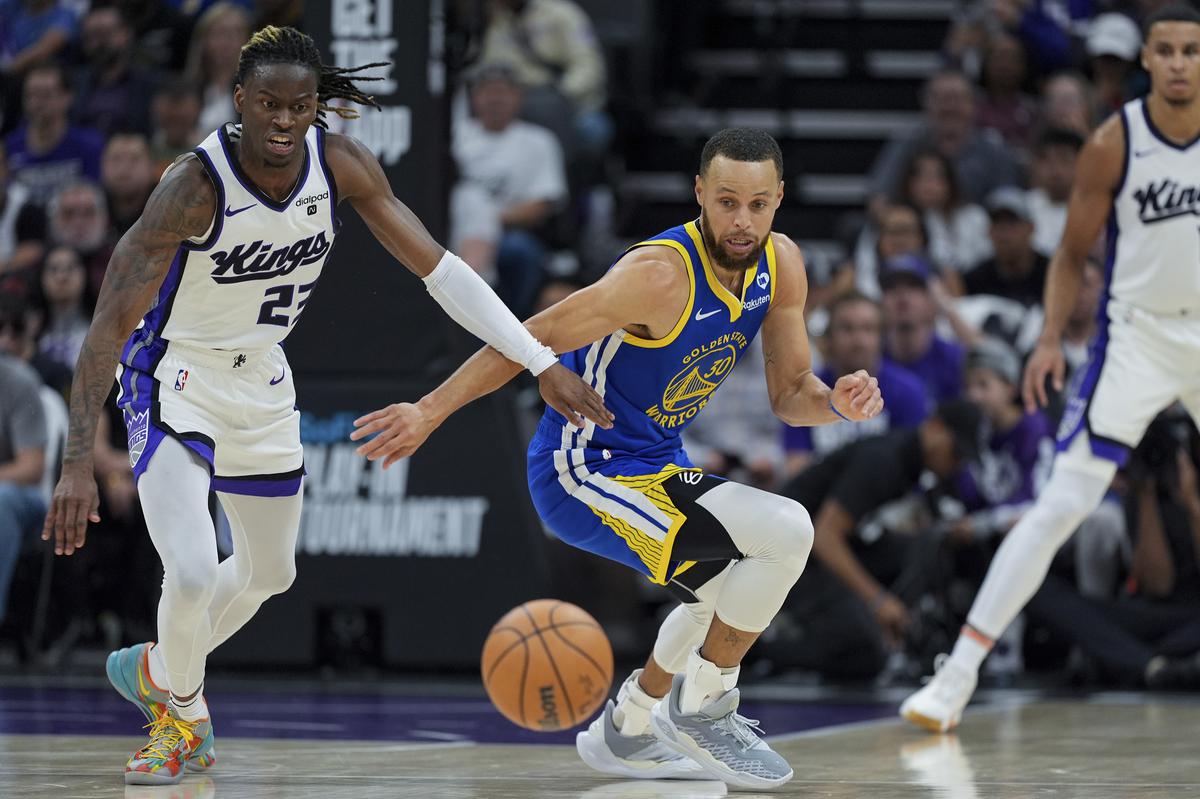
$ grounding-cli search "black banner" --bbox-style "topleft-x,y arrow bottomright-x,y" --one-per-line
291,0 -> 463,377
209,379 -> 552,668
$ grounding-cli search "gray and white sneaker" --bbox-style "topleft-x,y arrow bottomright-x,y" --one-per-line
650,673 -> 793,790
576,700 -> 705,780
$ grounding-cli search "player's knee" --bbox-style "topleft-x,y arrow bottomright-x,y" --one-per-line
167,560 -> 218,608
258,558 -> 297,596
770,499 -> 813,575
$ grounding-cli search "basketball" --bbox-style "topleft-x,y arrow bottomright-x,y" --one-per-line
481,599 -> 614,732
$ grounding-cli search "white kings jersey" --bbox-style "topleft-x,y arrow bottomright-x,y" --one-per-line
1109,98 -> 1200,314
136,123 -> 338,353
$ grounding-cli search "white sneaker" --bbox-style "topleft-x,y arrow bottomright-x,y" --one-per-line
577,700 -> 704,780
899,655 -> 977,733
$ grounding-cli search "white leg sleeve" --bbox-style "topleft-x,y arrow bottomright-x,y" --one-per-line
138,437 -> 218,697
652,561 -> 734,674
205,490 -> 303,654
696,482 -> 814,634
967,441 -> 1116,639
423,251 -> 557,375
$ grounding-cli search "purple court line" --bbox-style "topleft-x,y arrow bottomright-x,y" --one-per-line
0,685 -> 893,745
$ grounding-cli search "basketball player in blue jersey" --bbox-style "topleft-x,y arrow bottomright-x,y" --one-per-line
353,128 -> 884,789
902,3 -> 1200,732
38,27 -> 610,786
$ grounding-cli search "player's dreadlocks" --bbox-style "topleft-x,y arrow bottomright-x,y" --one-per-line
238,26 -> 387,129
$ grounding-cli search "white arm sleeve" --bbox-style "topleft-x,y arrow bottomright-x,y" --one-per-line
423,251 -> 557,376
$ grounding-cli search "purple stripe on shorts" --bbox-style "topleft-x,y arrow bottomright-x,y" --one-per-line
212,475 -> 303,497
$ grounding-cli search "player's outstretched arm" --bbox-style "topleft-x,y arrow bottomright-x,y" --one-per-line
41,157 -> 215,557
324,133 -> 609,426
761,234 -> 883,426
1023,116 -> 1124,412
352,249 -> 684,467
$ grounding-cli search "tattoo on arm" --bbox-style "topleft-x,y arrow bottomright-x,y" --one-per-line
764,348 -> 776,368
62,161 -> 215,464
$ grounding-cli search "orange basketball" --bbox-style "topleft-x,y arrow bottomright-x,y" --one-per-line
481,599 -> 614,732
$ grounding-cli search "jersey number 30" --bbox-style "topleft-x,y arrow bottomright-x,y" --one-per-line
258,280 -> 317,327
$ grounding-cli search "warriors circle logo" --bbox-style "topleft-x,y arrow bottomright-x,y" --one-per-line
662,345 -> 737,412
644,333 -> 747,429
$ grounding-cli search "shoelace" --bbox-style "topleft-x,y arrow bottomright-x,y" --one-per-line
137,712 -> 198,763
712,711 -> 765,750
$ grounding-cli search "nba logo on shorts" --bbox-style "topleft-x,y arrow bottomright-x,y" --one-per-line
175,369 -> 189,391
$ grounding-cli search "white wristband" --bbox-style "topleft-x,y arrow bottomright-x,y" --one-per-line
423,251 -> 557,376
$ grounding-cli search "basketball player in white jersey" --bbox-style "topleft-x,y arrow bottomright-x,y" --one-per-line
39,27 -> 610,785
902,3 -> 1200,731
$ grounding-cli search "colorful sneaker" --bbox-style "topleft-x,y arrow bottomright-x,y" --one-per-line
106,643 -> 167,722
107,643 -> 217,772
576,700 -> 704,780
125,710 -> 214,785
650,673 -> 793,790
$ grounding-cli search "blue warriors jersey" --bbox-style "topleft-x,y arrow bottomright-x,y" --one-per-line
538,220 -> 777,475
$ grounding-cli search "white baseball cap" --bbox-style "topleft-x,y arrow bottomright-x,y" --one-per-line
1087,13 -> 1142,62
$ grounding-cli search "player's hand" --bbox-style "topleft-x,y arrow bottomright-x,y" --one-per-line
351,402 -> 436,468
1022,338 -> 1065,413
538,363 -> 614,430
830,370 -> 884,421
41,460 -> 100,556
873,592 -> 910,650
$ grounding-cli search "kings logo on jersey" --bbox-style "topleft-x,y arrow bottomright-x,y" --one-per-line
209,232 -> 331,284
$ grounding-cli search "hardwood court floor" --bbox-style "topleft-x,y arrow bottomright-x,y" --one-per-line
2,697 -> 1198,797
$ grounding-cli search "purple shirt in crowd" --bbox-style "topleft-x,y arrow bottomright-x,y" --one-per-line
883,335 -> 964,403
784,361 -> 931,458
955,410 -> 1054,511
5,125 -> 103,204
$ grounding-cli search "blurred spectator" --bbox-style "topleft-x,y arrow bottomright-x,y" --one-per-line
1060,257 -> 1103,374
953,339 -> 1054,542
0,141 -> 46,274
1041,71 -> 1097,136
101,132 -> 155,236
253,0 -> 300,28
6,62 -> 102,204
185,2 -> 251,135
897,149 -> 993,273
452,64 -> 567,318
1026,415 -> 1200,688
0,292 -> 47,626
72,4 -> 157,137
771,401 -> 984,679
0,0 -> 75,79
166,0 -> 252,17
852,202 -> 929,300
976,32 -> 1038,155
962,187 -> 1049,308
1027,127 -> 1084,258
118,0 -> 192,72
880,255 -> 967,403
48,180 -> 112,301
478,0 -> 611,169
682,338 -> 782,490
37,245 -> 88,371
784,292 -> 931,476
0,289 -> 68,394
1087,12 -> 1143,115
149,76 -> 202,174
988,0 -> 1090,78
868,70 -> 1020,216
